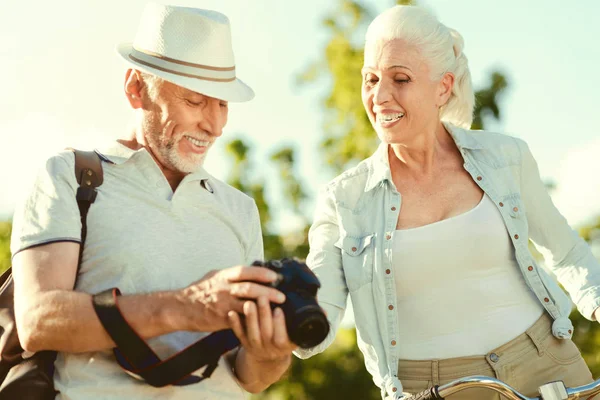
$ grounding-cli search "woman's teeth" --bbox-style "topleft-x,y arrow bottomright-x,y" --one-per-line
377,113 -> 404,123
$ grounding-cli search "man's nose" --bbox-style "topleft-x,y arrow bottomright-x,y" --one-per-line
199,100 -> 223,137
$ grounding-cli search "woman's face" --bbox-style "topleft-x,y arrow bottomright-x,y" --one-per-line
361,38 -> 453,144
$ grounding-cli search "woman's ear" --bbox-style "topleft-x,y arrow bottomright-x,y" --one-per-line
124,69 -> 145,109
438,71 -> 455,108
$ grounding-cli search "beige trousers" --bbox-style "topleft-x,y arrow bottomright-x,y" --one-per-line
397,314 -> 595,400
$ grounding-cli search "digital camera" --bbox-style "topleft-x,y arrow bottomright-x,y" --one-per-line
252,259 -> 330,349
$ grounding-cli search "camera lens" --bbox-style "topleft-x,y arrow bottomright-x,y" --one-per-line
288,308 -> 330,349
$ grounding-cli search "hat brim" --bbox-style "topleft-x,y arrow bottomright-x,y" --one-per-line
116,43 -> 255,103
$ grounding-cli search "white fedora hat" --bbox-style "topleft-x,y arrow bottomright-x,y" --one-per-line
117,3 -> 254,102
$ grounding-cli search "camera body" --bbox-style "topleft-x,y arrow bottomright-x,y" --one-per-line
252,259 -> 330,349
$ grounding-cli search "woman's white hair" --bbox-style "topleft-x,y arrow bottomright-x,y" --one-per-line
365,6 -> 474,129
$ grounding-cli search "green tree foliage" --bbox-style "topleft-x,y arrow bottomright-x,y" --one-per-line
225,140 -> 310,261
0,222 -> 11,274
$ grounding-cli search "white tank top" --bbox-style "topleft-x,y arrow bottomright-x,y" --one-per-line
393,194 -> 544,359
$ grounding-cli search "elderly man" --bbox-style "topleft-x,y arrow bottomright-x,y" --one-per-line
10,4 -> 294,399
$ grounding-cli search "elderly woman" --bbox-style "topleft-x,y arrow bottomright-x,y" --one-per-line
295,5 -> 600,400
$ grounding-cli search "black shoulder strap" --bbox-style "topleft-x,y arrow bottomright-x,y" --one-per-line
92,289 -> 241,387
67,149 -> 103,267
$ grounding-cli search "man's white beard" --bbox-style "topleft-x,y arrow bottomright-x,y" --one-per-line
164,135 -> 207,173
142,111 -> 209,174
148,131 -> 208,174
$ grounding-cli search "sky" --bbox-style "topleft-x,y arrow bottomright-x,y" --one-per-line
1,0 -> 599,232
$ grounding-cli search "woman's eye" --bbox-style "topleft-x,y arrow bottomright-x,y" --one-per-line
395,78 -> 410,84
364,76 -> 378,86
220,102 -> 228,108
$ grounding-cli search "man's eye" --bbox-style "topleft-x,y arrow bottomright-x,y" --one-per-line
186,99 -> 201,106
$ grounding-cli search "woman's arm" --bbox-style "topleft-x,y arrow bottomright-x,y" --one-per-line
519,140 -> 600,320
294,186 -> 349,359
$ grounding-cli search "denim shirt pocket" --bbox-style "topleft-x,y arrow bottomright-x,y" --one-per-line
507,196 -> 524,219
499,193 -> 526,220
335,233 -> 375,292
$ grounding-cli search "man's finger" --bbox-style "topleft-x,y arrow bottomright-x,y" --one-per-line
230,299 -> 246,314
230,282 -> 285,304
228,311 -> 248,347
272,307 -> 292,349
257,296 -> 273,343
223,265 -> 278,284
243,301 -> 262,348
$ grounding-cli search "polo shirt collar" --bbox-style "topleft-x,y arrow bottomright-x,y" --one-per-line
95,141 -> 210,182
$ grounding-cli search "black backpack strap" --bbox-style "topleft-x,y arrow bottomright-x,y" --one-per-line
66,149 -> 103,266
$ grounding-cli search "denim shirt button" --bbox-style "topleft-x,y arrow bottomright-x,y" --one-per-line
528,266 -> 534,271
499,202 -> 504,207
476,176 -> 482,181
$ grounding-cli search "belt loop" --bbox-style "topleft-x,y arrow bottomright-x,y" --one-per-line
526,316 -> 548,357
431,360 -> 439,386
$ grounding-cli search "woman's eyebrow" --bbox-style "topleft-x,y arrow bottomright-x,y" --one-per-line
361,65 -> 412,74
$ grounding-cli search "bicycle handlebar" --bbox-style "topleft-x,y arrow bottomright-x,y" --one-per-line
402,375 -> 600,400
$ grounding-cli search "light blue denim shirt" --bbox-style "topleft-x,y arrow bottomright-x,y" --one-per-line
294,122 -> 600,399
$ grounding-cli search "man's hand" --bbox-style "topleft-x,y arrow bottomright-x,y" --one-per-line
177,266 -> 286,332
228,296 -> 297,393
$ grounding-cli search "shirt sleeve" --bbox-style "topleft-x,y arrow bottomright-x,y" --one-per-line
294,185 -> 348,359
10,151 -> 82,258
519,139 -> 600,320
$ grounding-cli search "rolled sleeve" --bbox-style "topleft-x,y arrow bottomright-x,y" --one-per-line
294,186 -> 348,359
519,140 -> 600,320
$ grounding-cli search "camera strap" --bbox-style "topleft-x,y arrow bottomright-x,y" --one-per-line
92,288 -> 241,387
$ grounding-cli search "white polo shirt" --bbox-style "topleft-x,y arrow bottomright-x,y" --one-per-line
11,142 -> 263,400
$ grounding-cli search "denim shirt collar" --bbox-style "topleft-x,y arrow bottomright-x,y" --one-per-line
365,122 -> 484,192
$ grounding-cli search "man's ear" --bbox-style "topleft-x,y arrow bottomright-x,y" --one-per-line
124,69 -> 145,109
438,71 -> 455,108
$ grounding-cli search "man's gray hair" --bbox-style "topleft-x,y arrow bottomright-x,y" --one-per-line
140,72 -> 164,102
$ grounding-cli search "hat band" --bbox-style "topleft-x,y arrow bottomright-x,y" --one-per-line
129,47 -> 236,82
